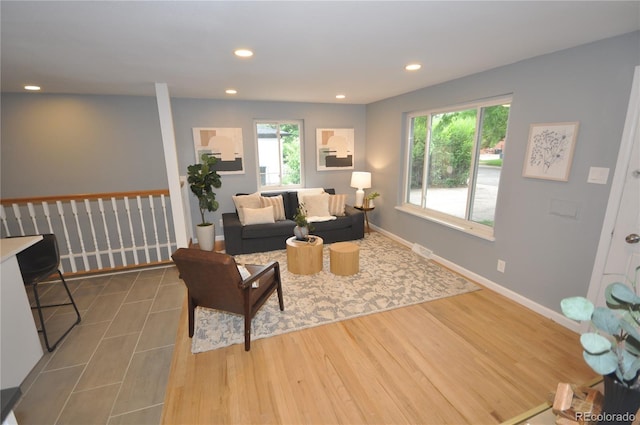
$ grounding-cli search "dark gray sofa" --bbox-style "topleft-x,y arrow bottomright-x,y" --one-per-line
222,189 -> 364,255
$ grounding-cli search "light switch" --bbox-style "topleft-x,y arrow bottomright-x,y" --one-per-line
587,167 -> 609,184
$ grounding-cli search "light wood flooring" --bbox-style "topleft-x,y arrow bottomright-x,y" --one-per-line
162,276 -> 597,425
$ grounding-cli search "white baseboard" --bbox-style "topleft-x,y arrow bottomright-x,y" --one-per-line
369,224 -> 580,333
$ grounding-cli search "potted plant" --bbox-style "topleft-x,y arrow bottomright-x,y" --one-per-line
187,153 -> 222,251
363,191 -> 380,208
293,203 -> 314,241
560,265 -> 640,422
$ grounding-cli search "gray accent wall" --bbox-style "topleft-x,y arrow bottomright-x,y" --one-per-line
1,94 -> 366,233
1,94 -> 166,196
365,31 -> 640,312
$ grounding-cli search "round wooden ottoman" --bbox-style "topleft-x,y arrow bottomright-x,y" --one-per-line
329,242 -> 360,276
286,236 -> 323,275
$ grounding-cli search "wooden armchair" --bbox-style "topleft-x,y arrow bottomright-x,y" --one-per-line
171,248 -> 284,351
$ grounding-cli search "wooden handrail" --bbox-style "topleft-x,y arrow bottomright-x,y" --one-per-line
1,189 -> 170,205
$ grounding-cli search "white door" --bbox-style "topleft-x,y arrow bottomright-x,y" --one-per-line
587,66 -> 640,308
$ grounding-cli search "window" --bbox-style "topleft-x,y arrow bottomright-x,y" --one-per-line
255,120 -> 303,190
403,96 -> 511,239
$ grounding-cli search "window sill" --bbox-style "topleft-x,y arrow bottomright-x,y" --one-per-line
395,204 -> 496,242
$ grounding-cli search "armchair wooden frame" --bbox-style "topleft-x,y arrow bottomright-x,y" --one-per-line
171,248 -> 284,351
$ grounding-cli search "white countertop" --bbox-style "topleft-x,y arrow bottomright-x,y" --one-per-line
0,236 -> 42,263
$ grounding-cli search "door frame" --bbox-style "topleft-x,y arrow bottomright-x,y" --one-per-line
586,65 -> 640,306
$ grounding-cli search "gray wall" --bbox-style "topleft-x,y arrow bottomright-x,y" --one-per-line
1,94 -> 366,232
1,94 -> 166,196
365,31 -> 640,312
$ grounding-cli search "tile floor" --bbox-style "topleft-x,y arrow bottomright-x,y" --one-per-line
14,266 -> 184,425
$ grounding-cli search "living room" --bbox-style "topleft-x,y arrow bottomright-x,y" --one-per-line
1,1 -> 639,423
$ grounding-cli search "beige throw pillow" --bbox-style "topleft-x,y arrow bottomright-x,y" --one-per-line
302,193 -> 331,217
328,194 -> 346,216
260,195 -> 286,221
232,192 -> 261,225
242,206 -> 275,225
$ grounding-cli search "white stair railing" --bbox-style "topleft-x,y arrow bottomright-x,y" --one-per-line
0,189 -> 177,276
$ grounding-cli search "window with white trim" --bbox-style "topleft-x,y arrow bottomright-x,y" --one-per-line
403,95 -> 511,238
255,120 -> 303,190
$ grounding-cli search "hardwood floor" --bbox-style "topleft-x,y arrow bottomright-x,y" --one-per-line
161,279 -> 597,424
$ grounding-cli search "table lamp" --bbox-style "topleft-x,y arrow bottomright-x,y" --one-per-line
350,171 -> 371,208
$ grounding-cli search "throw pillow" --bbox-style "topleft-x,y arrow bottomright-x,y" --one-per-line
232,192 -> 261,225
303,193 -> 331,218
328,194 -> 346,216
242,206 -> 275,225
297,188 -> 325,209
260,195 -> 286,221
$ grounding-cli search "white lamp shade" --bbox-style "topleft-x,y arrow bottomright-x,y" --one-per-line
350,172 -> 371,190
350,171 -> 371,207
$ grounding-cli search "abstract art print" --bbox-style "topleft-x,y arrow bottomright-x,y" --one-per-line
316,128 -> 354,171
523,122 -> 579,181
192,127 -> 244,174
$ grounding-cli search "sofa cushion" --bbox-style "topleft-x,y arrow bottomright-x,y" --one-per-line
243,206 -> 275,225
260,195 -> 286,221
328,194 -> 346,216
232,192 -> 261,225
311,215 -> 353,232
242,220 -> 295,239
302,193 -> 331,217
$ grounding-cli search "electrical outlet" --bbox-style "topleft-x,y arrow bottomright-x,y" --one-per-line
219,219 -> 223,227
497,260 -> 506,273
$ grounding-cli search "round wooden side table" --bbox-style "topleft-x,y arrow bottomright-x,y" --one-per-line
329,241 -> 360,276
286,236 -> 324,275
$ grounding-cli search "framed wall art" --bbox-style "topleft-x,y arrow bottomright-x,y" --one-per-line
192,127 -> 244,174
316,128 -> 354,171
522,121 -> 579,182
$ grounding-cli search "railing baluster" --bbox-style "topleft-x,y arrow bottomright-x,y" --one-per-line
149,195 -> 161,260
42,202 -> 54,233
161,194 -> 172,258
70,200 -> 89,271
12,204 -> 25,235
56,200 -> 77,273
27,203 -> 39,234
1,205 -> 10,236
136,196 -> 151,263
98,198 -> 115,268
84,199 -> 103,270
112,197 -> 128,267
124,197 -> 139,265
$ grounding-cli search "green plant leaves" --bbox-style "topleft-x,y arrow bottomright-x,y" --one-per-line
561,297 -> 594,321
580,333 -> 611,354
610,282 -> 640,305
583,350 -> 618,375
592,307 -> 622,335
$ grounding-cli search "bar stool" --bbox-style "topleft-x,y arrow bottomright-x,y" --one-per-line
15,234 -> 81,352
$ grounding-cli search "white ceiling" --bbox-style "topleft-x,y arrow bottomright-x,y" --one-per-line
2,1 -> 639,104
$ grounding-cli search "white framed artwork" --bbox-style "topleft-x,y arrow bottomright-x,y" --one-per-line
316,128 -> 354,171
523,122 -> 579,182
192,127 -> 244,174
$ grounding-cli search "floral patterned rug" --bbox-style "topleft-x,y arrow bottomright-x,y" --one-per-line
191,232 -> 480,353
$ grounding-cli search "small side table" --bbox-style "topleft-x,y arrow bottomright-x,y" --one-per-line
286,236 -> 323,275
354,206 -> 374,234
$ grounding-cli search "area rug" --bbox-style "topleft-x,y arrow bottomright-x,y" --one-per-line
191,232 -> 480,353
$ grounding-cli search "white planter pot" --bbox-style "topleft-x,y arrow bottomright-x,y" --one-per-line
196,224 -> 215,251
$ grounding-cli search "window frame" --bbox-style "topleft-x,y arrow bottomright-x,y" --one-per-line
254,119 -> 305,191
398,95 -> 512,241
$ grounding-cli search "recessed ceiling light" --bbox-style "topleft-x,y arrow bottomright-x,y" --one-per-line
24,85 -> 41,91
225,89 -> 238,95
336,94 -> 346,99
405,63 -> 422,71
234,49 -> 253,58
